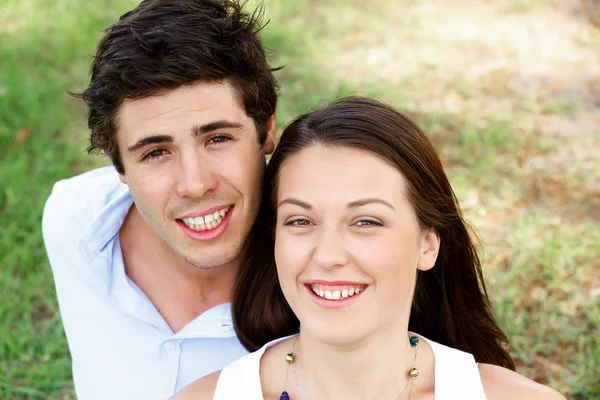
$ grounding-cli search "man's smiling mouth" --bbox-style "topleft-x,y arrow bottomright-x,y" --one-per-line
179,206 -> 231,231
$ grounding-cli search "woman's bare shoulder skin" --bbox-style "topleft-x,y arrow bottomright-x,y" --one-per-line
479,363 -> 566,400
168,370 -> 220,400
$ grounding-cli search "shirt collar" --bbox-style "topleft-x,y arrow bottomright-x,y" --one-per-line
173,303 -> 236,339
79,182 -> 133,261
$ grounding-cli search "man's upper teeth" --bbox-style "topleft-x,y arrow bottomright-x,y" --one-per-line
310,284 -> 363,300
182,207 -> 230,230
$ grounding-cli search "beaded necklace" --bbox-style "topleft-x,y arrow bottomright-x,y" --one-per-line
279,335 -> 420,400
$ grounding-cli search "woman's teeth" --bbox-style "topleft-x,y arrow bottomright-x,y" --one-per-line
310,285 -> 363,300
182,207 -> 230,231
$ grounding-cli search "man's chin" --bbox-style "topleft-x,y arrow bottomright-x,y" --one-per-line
180,248 -> 241,270
185,259 -> 227,270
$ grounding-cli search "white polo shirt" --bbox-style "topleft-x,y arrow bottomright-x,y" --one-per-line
42,166 -> 248,400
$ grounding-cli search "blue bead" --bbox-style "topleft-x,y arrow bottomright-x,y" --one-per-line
409,336 -> 419,347
280,391 -> 290,400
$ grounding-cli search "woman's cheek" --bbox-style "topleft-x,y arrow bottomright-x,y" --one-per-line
275,235 -> 297,281
276,234 -> 311,288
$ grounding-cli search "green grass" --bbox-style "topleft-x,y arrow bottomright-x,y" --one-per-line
489,215 -> 600,398
0,2 -> 135,398
1,0 -> 598,398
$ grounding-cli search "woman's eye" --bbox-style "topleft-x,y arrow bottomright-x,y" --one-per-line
143,149 -> 169,160
354,219 -> 382,227
284,218 -> 312,226
207,135 -> 231,145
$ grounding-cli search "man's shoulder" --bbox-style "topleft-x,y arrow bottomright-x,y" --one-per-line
43,166 -> 123,219
42,166 -> 126,243
48,165 -> 122,202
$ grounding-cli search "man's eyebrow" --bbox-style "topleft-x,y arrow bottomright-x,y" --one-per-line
126,120 -> 244,153
278,198 -> 313,209
192,120 -> 244,137
347,198 -> 396,211
127,135 -> 173,152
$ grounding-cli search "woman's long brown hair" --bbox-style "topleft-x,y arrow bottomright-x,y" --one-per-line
233,97 -> 515,370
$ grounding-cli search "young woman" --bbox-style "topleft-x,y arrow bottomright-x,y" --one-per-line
173,97 -> 565,399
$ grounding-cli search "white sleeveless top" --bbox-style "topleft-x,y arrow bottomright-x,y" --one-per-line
213,334 -> 488,399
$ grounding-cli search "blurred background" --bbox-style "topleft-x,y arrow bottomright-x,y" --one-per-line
1,0 -> 599,398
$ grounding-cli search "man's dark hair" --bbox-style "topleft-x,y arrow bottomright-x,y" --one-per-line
73,0 -> 279,174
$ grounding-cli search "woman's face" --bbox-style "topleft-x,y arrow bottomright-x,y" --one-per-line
275,145 -> 440,346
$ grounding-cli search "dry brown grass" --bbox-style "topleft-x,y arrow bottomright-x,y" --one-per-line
267,0 -> 600,396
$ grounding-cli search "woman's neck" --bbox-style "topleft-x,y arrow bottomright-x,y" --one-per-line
291,325 -> 419,400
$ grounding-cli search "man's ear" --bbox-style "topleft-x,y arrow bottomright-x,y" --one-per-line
118,172 -> 127,184
263,111 -> 277,155
417,227 -> 440,271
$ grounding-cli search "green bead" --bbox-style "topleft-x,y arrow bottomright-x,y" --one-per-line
409,336 -> 419,347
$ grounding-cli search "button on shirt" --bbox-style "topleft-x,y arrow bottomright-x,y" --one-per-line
42,167 -> 248,400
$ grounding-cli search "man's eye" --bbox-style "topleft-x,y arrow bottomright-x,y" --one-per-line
143,149 -> 169,160
284,218 -> 312,226
207,135 -> 231,145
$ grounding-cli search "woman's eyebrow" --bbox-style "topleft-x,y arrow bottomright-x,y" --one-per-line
277,198 -> 312,209
347,198 -> 396,211
277,198 -> 395,211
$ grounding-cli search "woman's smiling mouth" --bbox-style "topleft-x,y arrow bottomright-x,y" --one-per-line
304,281 -> 368,307
309,283 -> 365,300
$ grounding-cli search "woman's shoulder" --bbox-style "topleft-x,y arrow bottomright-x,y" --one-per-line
478,363 -> 566,400
169,370 -> 221,400
169,336 -> 297,400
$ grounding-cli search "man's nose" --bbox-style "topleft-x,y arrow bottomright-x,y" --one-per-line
174,154 -> 218,199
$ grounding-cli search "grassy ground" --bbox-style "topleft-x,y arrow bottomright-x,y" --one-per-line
1,0 -> 598,398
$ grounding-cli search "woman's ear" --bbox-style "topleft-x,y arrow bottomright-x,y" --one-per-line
417,227 -> 440,271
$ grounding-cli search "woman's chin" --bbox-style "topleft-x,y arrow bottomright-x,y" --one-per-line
299,320 -> 372,348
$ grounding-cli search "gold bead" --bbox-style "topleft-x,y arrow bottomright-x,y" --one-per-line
408,367 -> 419,378
285,353 -> 295,364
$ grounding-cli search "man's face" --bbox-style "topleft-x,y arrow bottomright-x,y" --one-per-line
116,80 -> 275,269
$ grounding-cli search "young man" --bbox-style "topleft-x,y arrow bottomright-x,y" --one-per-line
42,1 -> 277,399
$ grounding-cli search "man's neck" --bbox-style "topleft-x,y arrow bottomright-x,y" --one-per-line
119,205 -> 239,333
